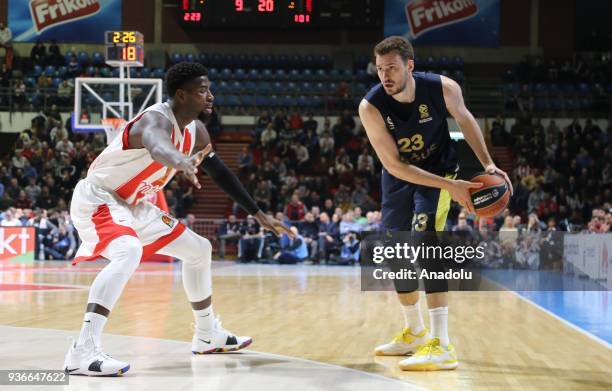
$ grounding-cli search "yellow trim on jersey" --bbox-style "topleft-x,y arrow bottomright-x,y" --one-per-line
435,174 -> 457,232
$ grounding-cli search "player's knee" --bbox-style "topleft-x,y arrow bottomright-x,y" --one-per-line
190,235 -> 212,267
114,235 -> 142,273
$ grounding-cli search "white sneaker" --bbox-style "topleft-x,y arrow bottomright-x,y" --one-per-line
63,339 -> 130,376
374,327 -> 430,356
398,338 -> 459,371
192,317 -> 252,354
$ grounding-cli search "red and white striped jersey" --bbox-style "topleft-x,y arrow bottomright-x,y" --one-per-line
86,102 -> 197,206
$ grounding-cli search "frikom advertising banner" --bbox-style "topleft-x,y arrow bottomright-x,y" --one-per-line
8,0 -> 122,42
0,227 -> 36,262
384,0 -> 500,47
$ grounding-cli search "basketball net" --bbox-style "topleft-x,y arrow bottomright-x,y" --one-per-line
101,117 -> 127,145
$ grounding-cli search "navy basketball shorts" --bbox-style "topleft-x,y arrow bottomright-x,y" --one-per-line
380,170 -> 456,294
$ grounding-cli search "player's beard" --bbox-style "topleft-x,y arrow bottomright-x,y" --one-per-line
197,110 -> 211,123
388,71 -> 409,96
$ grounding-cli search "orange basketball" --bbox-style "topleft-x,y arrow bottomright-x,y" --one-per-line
469,173 -> 510,218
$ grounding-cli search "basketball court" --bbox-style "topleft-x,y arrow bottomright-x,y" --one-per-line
1,260 -> 610,390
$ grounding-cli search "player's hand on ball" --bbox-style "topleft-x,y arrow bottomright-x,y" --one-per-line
254,210 -> 295,238
484,164 -> 513,195
447,180 -> 482,214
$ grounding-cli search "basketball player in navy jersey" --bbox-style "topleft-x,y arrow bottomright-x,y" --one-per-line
359,36 -> 512,370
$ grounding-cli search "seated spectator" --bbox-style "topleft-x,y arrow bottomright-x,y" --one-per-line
322,198 -> 335,217
260,123 -> 277,148
35,186 -> 56,209
451,213 -> 474,233
319,131 -> 335,158
238,215 -> 264,262
14,190 -> 32,209
285,194 -> 306,221
55,136 -> 75,155
351,183 -> 369,210
292,144 -> 309,172
44,224 -> 76,260
217,214 -> 241,259
0,22 -> 13,69
273,109 -> 289,132
50,119 -> 69,145
288,110 -> 303,131
1,208 -> 21,226
333,185 -> 351,211
303,112 -> 318,133
253,180 -> 271,212
6,178 -> 20,199
274,226 -> 308,264
299,212 -> 319,262
12,78 -> 26,108
31,40 -> 47,66
317,212 -> 339,263
67,55 -> 80,77
339,211 -> 361,237
12,149 -> 28,169
48,39 -> 62,66
255,110 -> 272,131
238,147 -> 253,178
329,232 -> 360,265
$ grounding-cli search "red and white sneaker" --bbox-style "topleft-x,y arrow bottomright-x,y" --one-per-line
192,317 -> 252,354
63,339 -> 130,376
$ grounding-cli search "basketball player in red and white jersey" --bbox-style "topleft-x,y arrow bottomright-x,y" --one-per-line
64,62 -> 292,376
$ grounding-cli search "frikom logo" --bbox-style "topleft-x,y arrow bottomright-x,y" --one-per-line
0,228 -> 32,256
405,0 -> 479,38
29,0 -> 101,33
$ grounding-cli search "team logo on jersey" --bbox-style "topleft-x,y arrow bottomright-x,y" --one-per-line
161,214 -> 175,229
386,116 -> 395,130
418,104 -> 433,123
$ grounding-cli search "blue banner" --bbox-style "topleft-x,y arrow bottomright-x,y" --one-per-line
9,0 -> 122,42
384,0 -> 500,47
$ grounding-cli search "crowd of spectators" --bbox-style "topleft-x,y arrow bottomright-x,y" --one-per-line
217,206 -> 381,265
491,116 -> 611,232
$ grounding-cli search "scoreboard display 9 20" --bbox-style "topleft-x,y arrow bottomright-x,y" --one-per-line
179,0 -> 381,29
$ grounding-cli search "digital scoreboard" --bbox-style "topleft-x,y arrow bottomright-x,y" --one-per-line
179,0 -> 381,29
105,31 -> 144,67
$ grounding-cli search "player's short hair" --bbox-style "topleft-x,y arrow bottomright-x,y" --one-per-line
166,62 -> 208,96
374,36 -> 414,61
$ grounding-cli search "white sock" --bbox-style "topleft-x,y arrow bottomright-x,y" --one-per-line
401,303 -> 425,334
429,307 -> 449,347
76,312 -> 107,348
194,305 -> 214,333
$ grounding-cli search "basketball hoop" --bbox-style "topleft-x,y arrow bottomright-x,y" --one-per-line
101,117 -> 127,145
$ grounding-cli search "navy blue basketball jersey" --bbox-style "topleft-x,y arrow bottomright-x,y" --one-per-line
364,72 -> 458,176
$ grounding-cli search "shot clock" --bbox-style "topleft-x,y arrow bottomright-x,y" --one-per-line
105,31 -> 144,67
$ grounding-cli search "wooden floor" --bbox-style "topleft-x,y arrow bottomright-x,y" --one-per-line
0,261 -> 611,390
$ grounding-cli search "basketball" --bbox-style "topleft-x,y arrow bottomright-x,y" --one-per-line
469,173 -> 510,217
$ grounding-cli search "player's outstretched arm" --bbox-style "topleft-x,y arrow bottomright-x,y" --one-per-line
194,120 -> 294,237
442,76 -> 513,194
131,111 -> 203,188
359,99 -> 481,213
